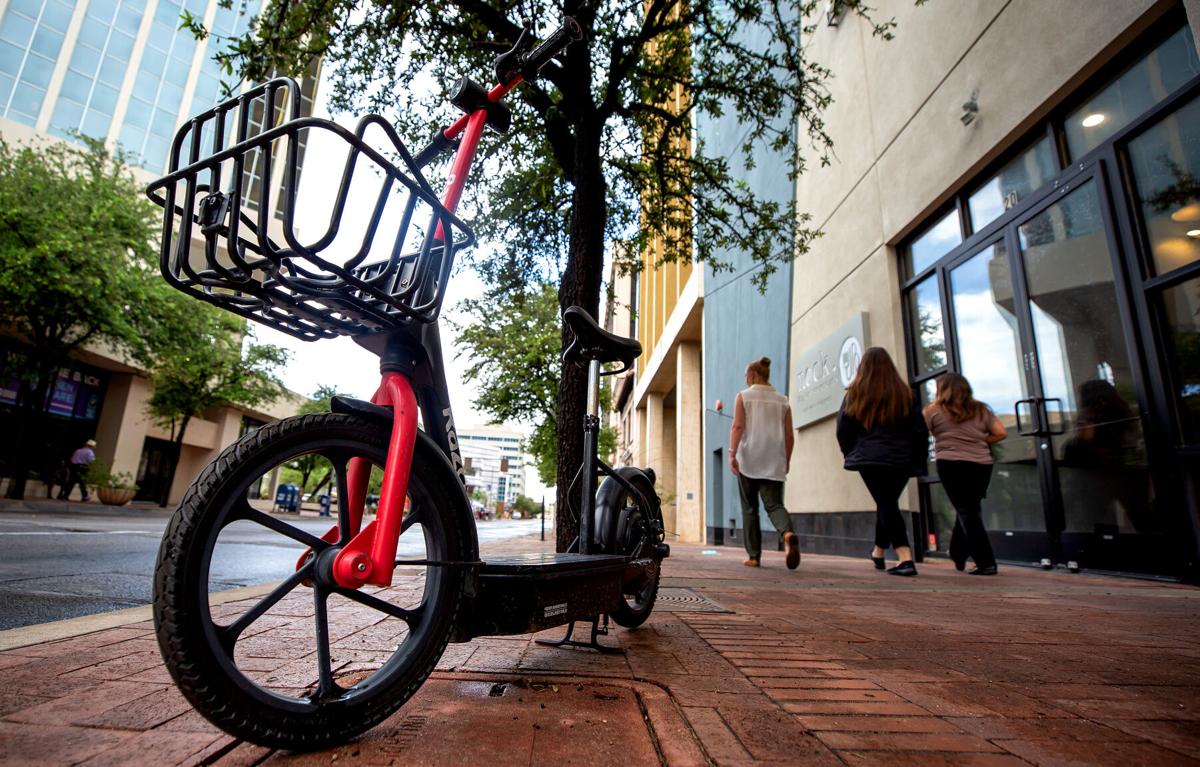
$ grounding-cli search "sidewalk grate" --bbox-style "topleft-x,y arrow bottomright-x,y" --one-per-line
655,587 -> 733,613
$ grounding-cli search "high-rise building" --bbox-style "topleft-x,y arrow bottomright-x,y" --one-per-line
0,0 -> 313,504
457,425 -> 526,508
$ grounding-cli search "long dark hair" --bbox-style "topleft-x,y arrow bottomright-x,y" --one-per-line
934,372 -> 989,423
844,347 -> 911,430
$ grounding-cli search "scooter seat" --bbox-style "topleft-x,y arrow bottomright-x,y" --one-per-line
562,306 -> 641,367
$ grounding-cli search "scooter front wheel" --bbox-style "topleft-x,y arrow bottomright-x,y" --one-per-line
153,413 -> 469,750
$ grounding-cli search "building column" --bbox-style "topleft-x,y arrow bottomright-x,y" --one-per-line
644,392 -> 664,482
92,374 -> 151,479
630,403 -> 645,468
675,341 -> 703,543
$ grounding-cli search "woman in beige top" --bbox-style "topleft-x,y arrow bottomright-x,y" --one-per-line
923,373 -> 1007,575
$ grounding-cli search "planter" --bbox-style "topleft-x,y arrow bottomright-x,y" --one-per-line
96,487 -> 137,506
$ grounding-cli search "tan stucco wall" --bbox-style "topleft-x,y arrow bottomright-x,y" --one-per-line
787,0 -> 1174,514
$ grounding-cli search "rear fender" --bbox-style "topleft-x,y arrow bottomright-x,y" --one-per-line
594,467 -> 659,555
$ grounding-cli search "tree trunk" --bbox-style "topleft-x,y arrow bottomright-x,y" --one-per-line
159,416 -> 191,508
4,365 -> 56,500
554,124 -> 607,552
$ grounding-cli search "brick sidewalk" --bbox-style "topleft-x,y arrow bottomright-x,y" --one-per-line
1,536 -> 1198,765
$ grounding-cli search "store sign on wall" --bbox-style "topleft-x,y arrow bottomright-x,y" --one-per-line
791,313 -> 869,428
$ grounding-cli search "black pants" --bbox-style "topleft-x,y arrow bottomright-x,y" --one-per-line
58,464 -> 89,501
937,459 -> 996,568
859,467 -> 910,551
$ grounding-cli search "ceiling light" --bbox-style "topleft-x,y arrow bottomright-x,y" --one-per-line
1172,204 -> 1200,223
1081,113 -> 1106,128
1188,229 -> 1200,238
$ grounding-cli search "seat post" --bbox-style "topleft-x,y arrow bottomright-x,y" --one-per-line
586,359 -> 600,418
579,358 -> 601,555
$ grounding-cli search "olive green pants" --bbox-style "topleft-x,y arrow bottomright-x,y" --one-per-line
738,475 -> 794,560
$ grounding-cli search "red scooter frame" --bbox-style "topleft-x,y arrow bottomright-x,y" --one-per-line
315,24 -> 579,590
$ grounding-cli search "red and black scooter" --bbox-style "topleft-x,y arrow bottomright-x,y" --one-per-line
147,18 -> 666,750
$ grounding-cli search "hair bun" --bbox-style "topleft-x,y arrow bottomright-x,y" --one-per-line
759,356 -> 771,367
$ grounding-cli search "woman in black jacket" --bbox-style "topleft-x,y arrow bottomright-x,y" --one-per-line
836,347 -> 929,576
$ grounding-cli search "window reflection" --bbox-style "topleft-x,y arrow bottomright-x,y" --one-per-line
1161,277 -> 1200,442
947,241 -> 1048,536
1018,182 -> 1153,535
968,137 -> 1057,233
1128,95 -> 1200,276
905,210 -> 961,278
949,242 -> 1028,418
906,276 -> 946,374
1066,26 -> 1199,160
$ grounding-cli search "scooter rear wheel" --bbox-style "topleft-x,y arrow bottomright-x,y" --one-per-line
610,474 -> 664,629
154,413 -> 468,750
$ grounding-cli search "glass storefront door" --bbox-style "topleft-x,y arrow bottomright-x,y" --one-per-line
940,168 -> 1160,569
945,239 -> 1045,560
1015,177 -> 1157,568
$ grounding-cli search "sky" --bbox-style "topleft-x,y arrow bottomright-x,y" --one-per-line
248,64 -> 553,500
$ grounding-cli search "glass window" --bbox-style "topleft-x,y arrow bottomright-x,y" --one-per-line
948,241 -> 1029,415
1066,26 -> 1200,160
968,138 -> 1058,234
1161,277 -> 1200,442
0,41 -> 22,73
1,13 -> 35,48
0,0 -> 72,122
904,209 -> 961,278
71,43 -> 100,73
20,51 -> 52,86
29,26 -> 62,58
1127,95 -> 1200,276
98,54 -> 125,86
906,275 -> 946,374
9,81 -> 44,119
40,0 -> 72,31
58,69 -> 89,101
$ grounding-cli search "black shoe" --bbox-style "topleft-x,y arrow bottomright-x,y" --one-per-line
951,554 -> 967,572
887,561 -> 917,577
969,565 -> 997,576
870,553 -> 885,570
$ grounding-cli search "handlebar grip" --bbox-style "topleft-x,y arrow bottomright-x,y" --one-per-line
522,16 -> 583,79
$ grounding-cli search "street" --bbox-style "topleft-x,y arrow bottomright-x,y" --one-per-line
0,505 -> 544,630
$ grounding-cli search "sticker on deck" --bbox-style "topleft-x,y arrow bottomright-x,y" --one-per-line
544,602 -> 568,618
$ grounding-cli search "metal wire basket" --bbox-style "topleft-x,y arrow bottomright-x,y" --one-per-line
146,78 -> 475,341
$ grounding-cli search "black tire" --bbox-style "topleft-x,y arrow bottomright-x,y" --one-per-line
154,413 -> 468,750
609,475 -> 664,629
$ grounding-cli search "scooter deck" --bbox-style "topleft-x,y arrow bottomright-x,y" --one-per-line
456,552 -> 649,640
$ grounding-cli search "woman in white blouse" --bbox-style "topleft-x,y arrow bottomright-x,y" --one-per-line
729,356 -> 800,569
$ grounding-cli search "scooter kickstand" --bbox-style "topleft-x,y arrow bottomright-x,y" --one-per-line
535,614 -> 624,654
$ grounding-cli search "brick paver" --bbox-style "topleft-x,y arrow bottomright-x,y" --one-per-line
0,532 -> 1198,765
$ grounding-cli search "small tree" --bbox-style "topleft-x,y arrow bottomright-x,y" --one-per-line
452,280 -> 614,488
512,494 -> 539,518
145,303 -> 289,506
0,138 -> 162,499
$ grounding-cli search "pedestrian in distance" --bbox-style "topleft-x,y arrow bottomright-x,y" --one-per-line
729,356 -> 801,569
923,372 -> 1007,575
836,347 -> 928,576
58,438 -> 97,502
